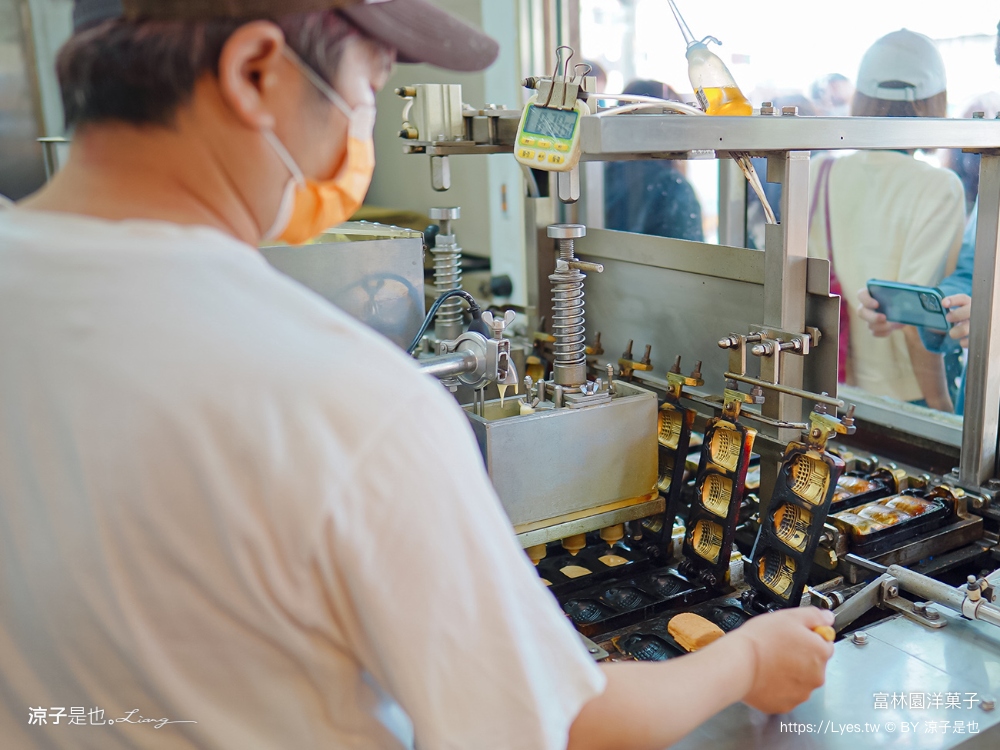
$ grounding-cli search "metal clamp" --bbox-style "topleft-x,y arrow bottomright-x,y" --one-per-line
833,560 -> 1000,633
423,309 -> 519,393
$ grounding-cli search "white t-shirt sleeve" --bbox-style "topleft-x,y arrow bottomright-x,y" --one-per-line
898,171 -> 965,287
309,378 -> 606,750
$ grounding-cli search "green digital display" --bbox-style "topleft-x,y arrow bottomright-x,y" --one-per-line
523,105 -> 578,140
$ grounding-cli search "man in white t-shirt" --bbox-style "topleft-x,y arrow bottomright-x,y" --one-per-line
0,1 -> 834,748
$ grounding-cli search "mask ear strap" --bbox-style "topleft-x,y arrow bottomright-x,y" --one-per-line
281,46 -> 355,120
262,129 -> 306,187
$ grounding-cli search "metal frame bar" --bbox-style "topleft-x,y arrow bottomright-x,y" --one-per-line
580,115 -> 1000,155
960,153 -> 1000,487
844,386 -> 963,449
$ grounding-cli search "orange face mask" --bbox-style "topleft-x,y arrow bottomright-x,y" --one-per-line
262,48 -> 377,245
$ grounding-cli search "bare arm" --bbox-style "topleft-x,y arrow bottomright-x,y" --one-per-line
903,326 -> 954,412
567,607 -> 835,750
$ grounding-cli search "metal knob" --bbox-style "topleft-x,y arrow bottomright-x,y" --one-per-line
429,207 -> 461,221
547,223 -> 587,240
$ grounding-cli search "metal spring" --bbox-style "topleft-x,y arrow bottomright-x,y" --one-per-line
432,239 -> 463,328
548,264 -> 586,369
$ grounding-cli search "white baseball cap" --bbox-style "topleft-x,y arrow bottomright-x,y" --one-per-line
856,29 -> 946,102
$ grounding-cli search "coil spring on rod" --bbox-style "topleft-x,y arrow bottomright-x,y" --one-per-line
433,240 -> 463,329
549,235 -> 587,385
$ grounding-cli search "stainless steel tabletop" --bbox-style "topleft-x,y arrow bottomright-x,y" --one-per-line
672,609 -> 1000,749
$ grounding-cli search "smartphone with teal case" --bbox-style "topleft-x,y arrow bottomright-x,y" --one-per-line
866,280 -> 950,330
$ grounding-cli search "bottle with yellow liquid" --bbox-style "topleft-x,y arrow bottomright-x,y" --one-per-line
667,0 -> 752,116
686,41 -> 753,116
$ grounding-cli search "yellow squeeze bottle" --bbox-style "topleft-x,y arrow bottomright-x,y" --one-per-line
686,41 -> 752,116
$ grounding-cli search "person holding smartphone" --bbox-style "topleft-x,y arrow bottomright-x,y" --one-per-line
808,30 -> 965,412
859,205 -> 975,414
857,18 -> 1000,415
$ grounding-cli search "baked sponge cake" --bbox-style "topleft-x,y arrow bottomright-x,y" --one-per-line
813,625 -> 836,642
668,612 -> 725,652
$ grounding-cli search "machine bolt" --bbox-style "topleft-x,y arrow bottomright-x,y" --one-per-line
640,344 -> 652,367
973,111 -> 986,119
925,607 -> 940,621
622,340 -> 634,360
749,385 -> 765,404
972,495 -> 985,510
887,584 -> 899,598
985,478 -> 1000,491
691,360 -> 702,379
760,101 -> 777,116
913,601 -> 928,616
670,355 -> 682,374
547,223 -> 587,242
588,647 -> 600,654
429,206 -> 461,236
981,696 -> 996,711
750,342 -> 773,357
852,631 -> 869,646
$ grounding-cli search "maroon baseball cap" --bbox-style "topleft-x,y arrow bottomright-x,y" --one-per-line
74,0 -> 499,72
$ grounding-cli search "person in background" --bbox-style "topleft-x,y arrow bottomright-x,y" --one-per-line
809,29 -> 964,411
858,20 -> 1000,415
583,58 -> 608,94
604,80 -> 704,241
809,73 -> 854,116
859,211 -> 973,414
943,93 -> 1000,214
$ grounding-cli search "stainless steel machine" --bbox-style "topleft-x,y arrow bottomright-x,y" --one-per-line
392,64 -> 1000,748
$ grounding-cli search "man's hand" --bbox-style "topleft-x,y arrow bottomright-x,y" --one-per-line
943,294 -> 972,348
728,607 -> 835,714
857,289 -> 903,337
568,607 -> 836,750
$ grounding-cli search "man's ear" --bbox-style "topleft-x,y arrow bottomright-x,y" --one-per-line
216,21 -> 287,130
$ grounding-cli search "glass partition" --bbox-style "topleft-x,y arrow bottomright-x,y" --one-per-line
578,0 -> 998,423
